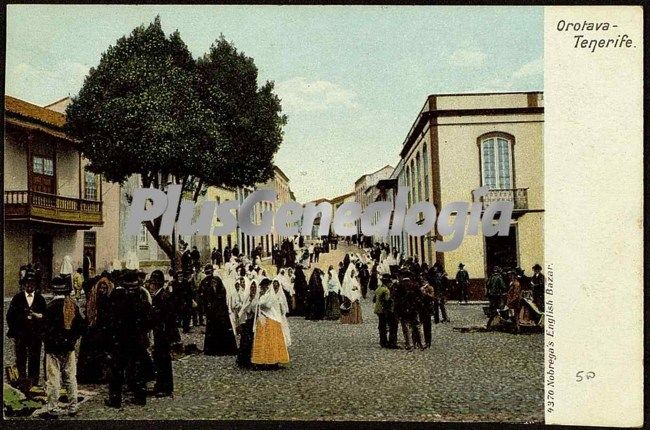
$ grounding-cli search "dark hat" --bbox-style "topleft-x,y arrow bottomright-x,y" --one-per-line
532,264 -> 542,271
149,270 -> 165,285
399,269 -> 411,278
51,276 -> 70,294
458,263 -> 465,268
120,269 -> 141,288
381,273 -> 392,283
23,268 -> 38,282
204,264 -> 214,274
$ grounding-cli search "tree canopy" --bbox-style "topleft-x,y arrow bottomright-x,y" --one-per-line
65,16 -> 286,190
65,17 -> 287,263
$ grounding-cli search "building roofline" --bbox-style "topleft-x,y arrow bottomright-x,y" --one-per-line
4,95 -> 75,142
355,164 -> 394,185
428,90 -> 543,98
43,96 -> 72,108
399,103 -> 544,158
331,191 -> 355,201
273,165 -> 290,183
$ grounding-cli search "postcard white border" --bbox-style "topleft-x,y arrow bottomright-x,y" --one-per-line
544,6 -> 644,427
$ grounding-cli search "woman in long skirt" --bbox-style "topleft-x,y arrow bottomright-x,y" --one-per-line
77,277 -> 114,383
251,279 -> 290,368
305,269 -> 326,321
340,266 -> 363,324
324,266 -> 341,320
273,278 -> 292,347
291,266 -> 307,316
203,274 -> 238,356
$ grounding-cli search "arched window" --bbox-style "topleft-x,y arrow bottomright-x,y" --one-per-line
480,134 -> 513,189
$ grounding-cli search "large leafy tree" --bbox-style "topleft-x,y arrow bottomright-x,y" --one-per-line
65,17 -> 287,265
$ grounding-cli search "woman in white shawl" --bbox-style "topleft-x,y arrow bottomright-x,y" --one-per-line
236,280 -> 259,368
272,278 -> 292,347
60,255 -> 74,297
250,278 -> 290,367
277,269 -> 295,312
340,265 -> 363,324
324,265 -> 342,320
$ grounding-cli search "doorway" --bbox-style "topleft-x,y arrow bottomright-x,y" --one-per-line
32,232 -> 53,288
484,225 -> 518,274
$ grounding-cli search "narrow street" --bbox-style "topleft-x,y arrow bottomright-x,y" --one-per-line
5,244 -> 543,422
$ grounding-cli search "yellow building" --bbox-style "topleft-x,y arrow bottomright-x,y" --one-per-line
203,185 -> 238,256
397,91 -> 544,295
235,166 -> 294,257
4,96 -> 120,295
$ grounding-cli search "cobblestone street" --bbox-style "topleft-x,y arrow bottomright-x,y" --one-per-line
4,244 -> 543,422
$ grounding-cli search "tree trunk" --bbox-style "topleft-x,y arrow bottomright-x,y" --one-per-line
144,220 -> 181,268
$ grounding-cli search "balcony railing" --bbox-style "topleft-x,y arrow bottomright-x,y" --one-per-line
480,188 -> 528,210
5,190 -> 103,226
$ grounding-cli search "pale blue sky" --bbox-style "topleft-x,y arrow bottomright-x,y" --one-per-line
6,5 -> 543,202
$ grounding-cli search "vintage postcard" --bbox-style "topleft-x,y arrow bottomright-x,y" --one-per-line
2,4 -> 643,427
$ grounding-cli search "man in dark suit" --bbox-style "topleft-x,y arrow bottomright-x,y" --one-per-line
149,270 -> 175,397
105,269 -> 153,408
6,268 -> 47,387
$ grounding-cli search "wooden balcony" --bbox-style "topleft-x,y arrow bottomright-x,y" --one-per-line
481,188 -> 529,211
4,190 -> 103,227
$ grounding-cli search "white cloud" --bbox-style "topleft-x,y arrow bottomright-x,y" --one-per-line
449,49 -> 487,68
470,57 -> 544,92
6,61 -> 90,104
275,77 -> 358,112
512,57 -> 543,80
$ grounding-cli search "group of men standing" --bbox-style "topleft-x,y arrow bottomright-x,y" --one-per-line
6,265 -> 161,417
372,262 -> 454,350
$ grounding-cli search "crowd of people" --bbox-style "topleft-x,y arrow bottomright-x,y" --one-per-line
6,242 -> 300,418
6,236 -> 544,419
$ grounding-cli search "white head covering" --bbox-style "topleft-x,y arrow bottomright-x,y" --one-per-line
325,268 -> 341,295
237,279 -> 259,323
254,278 -> 283,328
60,255 -> 73,275
341,264 -> 361,303
125,251 -> 139,270
276,269 -> 293,295
272,277 -> 292,346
